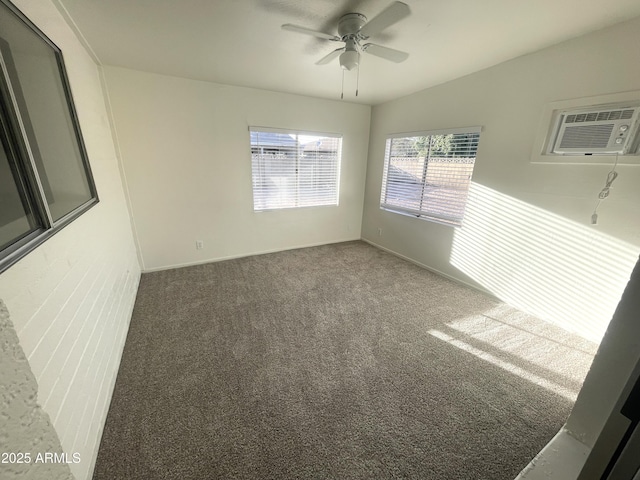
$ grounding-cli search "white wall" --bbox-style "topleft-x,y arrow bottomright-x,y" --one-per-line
362,17 -> 640,343
102,66 -> 371,271
361,15 -> 640,459
0,1 -> 140,479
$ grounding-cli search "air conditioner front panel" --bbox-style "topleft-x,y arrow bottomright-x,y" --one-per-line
551,106 -> 640,155
558,124 -> 614,150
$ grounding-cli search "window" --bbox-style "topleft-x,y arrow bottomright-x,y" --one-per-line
380,127 -> 481,226
0,0 -> 97,273
250,127 -> 341,211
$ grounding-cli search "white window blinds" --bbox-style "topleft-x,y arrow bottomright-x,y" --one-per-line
250,128 -> 342,211
380,128 -> 481,226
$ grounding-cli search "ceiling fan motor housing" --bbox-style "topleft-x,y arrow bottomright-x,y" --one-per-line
338,13 -> 367,38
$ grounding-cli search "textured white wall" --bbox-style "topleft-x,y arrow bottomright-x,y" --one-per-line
361,15 -> 640,454
102,66 -> 371,271
0,1 -> 140,479
0,301 -> 73,480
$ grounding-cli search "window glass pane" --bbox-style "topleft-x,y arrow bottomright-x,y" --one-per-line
0,129 -> 40,250
250,129 -> 341,211
380,130 -> 480,226
383,136 -> 425,213
1,10 -> 92,221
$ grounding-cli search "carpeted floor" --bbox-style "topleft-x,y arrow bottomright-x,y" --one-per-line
93,241 -> 597,480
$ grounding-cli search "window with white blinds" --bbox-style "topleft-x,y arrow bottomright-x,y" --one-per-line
250,128 -> 342,211
380,127 -> 481,226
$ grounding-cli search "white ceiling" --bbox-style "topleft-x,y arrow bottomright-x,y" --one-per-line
54,0 -> 640,105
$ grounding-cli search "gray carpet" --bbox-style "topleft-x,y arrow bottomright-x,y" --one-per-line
93,241 -> 596,480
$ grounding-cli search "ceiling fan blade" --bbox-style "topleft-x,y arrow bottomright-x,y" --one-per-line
359,1 -> 411,38
316,48 -> 345,65
362,43 -> 409,63
281,24 -> 341,41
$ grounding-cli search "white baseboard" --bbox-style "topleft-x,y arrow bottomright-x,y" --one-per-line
142,237 -> 362,273
515,427 -> 590,480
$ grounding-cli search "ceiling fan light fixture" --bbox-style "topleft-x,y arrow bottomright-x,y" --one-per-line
339,50 -> 359,71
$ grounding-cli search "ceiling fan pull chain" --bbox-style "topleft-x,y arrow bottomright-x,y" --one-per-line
341,69 -> 345,100
356,56 -> 360,97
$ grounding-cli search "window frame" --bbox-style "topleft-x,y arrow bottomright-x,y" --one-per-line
249,126 -> 342,212
379,126 -> 481,227
0,0 -> 98,274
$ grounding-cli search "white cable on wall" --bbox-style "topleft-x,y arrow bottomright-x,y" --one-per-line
591,153 -> 620,225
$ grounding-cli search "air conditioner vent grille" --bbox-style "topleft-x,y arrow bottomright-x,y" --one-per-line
565,109 -> 634,123
559,124 -> 614,149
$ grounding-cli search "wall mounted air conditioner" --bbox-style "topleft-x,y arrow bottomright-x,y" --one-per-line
549,104 -> 640,155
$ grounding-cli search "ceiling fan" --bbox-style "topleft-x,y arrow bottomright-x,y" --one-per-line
282,1 -> 411,96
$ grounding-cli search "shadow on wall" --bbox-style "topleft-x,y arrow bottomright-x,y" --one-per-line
451,182 -> 639,343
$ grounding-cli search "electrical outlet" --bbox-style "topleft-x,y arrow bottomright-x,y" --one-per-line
195,240 -> 204,250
